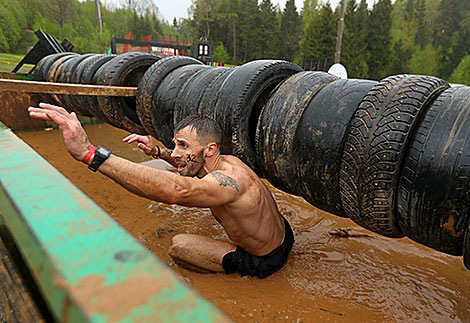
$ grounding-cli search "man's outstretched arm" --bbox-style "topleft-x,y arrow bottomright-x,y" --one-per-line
122,133 -> 177,168
28,103 -> 238,207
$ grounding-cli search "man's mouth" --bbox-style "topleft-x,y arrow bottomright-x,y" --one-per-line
176,162 -> 186,172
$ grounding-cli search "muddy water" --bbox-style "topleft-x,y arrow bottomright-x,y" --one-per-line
17,124 -> 470,322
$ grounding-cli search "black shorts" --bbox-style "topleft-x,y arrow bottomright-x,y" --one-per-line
222,217 -> 294,278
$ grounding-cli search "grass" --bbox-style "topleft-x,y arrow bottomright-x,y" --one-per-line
0,53 -> 34,74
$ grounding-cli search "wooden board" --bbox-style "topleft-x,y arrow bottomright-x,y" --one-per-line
0,225 -> 44,323
0,79 -> 136,96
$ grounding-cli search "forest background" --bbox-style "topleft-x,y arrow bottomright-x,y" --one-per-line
0,0 -> 469,83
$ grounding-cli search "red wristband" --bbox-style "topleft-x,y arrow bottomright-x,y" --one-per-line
81,145 -> 96,164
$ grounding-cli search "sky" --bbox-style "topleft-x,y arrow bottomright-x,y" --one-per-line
103,0 -> 379,23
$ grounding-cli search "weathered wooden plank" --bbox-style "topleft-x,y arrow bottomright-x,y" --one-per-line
0,121 -> 230,323
0,79 -> 136,96
0,228 -> 45,323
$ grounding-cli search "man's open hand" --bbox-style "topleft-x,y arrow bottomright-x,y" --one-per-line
122,134 -> 157,156
28,103 -> 91,161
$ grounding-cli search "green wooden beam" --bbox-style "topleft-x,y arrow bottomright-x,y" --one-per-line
0,122 -> 229,323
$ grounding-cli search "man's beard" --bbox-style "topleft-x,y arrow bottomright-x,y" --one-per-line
176,149 -> 205,177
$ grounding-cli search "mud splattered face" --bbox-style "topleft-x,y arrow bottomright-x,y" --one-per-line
171,127 -> 206,177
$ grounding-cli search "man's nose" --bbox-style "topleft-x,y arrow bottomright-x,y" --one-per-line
170,148 -> 179,159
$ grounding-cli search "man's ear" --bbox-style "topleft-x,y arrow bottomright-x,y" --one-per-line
205,142 -> 218,157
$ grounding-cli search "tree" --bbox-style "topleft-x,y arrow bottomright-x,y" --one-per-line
414,0 -> 427,46
342,0 -> 369,78
388,39 -> 412,75
409,44 -> 438,76
0,0 -> 28,53
300,2 -> 335,61
212,41 -> 231,62
51,0 -> 74,27
237,0 -> 260,61
367,0 -> 392,80
449,54 -> 470,85
188,0 -> 223,39
435,0 -> 470,78
280,0 -> 302,61
253,0 -> 280,59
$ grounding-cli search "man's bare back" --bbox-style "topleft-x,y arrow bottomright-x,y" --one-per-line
28,103 -> 294,277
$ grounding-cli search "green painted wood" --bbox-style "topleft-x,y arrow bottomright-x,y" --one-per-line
0,122 -> 230,323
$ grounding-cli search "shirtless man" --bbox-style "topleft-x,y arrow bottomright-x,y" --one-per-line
28,103 -> 294,278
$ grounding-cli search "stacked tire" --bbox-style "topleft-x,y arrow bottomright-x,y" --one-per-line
136,57 -> 303,171
256,71 -> 470,268
33,52 -> 161,134
33,52 -> 470,269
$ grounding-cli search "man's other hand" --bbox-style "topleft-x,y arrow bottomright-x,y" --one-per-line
122,134 -> 157,156
28,103 -> 91,161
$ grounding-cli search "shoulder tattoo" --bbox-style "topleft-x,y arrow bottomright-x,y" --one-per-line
210,172 -> 240,192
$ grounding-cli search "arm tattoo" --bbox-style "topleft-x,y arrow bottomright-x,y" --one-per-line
211,172 -> 239,192
163,148 -> 173,155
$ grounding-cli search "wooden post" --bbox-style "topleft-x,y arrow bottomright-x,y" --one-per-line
95,0 -> 103,33
334,0 -> 347,64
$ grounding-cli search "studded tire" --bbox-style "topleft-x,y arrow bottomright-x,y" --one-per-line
339,74 -> 449,237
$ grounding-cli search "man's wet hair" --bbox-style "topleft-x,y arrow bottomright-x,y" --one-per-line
174,115 -> 222,147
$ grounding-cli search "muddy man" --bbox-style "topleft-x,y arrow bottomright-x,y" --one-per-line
29,103 -> 294,278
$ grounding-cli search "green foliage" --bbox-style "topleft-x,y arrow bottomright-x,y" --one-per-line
300,2 -> 335,61
212,41 -> 231,63
280,0 -> 302,61
0,0 -> 28,53
342,0 -> 369,78
435,0 -> 470,78
449,54 -> 470,85
253,0 -> 280,59
0,0 -> 181,54
367,0 -> 393,80
408,44 -> 438,76
1,0 -> 470,80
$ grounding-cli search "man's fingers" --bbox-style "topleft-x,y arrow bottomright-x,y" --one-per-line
39,102 -> 69,115
71,112 -> 79,121
29,110 -> 52,121
122,134 -> 137,142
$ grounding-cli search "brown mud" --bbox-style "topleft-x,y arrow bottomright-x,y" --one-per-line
17,124 -> 470,322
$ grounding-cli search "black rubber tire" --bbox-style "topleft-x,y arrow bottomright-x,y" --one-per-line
213,60 -> 304,171
44,53 -> 78,105
256,71 -> 338,193
339,74 -> 449,237
136,56 -> 203,138
96,52 -> 161,134
294,78 -> 377,216
397,86 -> 470,255
151,64 -> 208,147
74,54 -> 118,119
198,67 -> 238,151
173,66 -> 228,126
71,54 -> 104,83
65,54 -> 108,116
33,52 -> 75,81
55,54 -> 97,112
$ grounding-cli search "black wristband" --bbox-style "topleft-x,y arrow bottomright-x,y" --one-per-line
152,145 -> 161,159
88,145 -> 111,172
